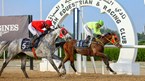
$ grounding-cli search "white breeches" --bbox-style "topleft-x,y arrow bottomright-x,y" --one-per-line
83,24 -> 93,37
28,23 -> 42,36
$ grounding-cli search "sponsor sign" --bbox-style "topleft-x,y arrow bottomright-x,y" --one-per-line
0,15 -> 29,41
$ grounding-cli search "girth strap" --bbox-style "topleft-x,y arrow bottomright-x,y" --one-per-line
32,48 -> 38,59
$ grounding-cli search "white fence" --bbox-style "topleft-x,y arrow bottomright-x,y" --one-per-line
105,45 -> 145,48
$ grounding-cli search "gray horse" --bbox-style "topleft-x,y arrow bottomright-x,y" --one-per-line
0,41 -> 10,55
0,26 -> 71,78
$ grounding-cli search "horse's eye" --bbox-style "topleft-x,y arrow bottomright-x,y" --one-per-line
62,30 -> 67,35
62,30 -> 65,34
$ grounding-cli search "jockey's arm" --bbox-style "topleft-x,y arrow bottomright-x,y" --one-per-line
35,27 -> 44,33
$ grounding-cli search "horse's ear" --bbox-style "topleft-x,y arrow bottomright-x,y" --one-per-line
111,32 -> 116,35
106,32 -> 111,35
57,25 -> 61,28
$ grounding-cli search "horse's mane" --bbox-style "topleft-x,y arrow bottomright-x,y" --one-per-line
104,32 -> 114,35
102,32 -> 118,38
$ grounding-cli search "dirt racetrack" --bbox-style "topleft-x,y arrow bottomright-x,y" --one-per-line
0,59 -> 145,81
0,69 -> 145,81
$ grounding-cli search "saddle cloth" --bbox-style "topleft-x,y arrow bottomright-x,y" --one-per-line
21,38 -> 31,51
21,37 -> 42,51
76,40 -> 89,47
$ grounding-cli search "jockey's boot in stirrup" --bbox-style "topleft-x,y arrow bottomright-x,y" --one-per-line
88,36 -> 93,46
30,35 -> 38,48
96,35 -> 102,39
84,35 -> 91,47
85,35 -> 91,43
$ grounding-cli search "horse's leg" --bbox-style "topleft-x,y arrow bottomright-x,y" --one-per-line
68,47 -> 79,74
47,55 -> 62,76
19,53 -> 29,78
58,49 -> 69,69
58,56 -> 69,75
70,58 -> 80,75
58,49 -> 74,75
0,53 -> 14,76
62,49 -> 78,75
52,54 -> 61,60
52,54 -> 66,75
52,54 -> 62,69
96,52 -> 116,74
58,52 -> 68,69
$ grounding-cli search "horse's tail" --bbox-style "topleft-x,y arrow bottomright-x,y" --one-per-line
0,41 -> 11,57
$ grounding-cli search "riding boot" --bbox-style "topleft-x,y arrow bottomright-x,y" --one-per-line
85,35 -> 91,43
84,35 -> 91,47
30,35 -> 38,48
34,34 -> 44,48
88,36 -> 93,46
96,35 -> 101,39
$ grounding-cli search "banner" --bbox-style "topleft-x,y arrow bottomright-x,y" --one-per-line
0,15 -> 30,41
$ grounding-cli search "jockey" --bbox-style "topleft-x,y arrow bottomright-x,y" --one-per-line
83,20 -> 104,44
28,20 -> 53,48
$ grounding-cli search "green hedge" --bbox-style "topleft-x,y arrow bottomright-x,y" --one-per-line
136,48 -> 145,61
104,48 -> 120,61
104,48 -> 145,61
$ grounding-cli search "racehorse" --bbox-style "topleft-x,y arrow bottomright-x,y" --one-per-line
0,41 -> 10,55
0,26 -> 71,78
58,32 -> 122,75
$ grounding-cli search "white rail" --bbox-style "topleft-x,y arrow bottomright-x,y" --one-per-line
105,45 -> 145,48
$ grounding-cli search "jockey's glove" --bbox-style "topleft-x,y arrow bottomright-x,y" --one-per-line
43,30 -> 49,34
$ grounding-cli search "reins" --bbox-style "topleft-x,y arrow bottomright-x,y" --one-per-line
91,35 -> 119,46
95,38 -> 104,46
104,35 -> 119,45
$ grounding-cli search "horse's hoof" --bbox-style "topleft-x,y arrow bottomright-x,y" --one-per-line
59,73 -> 66,79
25,76 -> 29,78
59,68 -> 66,75
106,66 -> 110,70
25,75 -> 29,78
58,73 -> 63,77
58,73 -> 66,77
60,75 -> 66,79
61,72 -> 66,76
75,72 -> 81,75
62,71 -> 66,75
113,72 -> 117,74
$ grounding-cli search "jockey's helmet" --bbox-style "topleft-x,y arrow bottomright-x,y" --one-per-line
98,20 -> 104,26
45,20 -> 52,26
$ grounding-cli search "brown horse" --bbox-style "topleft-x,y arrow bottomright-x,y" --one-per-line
58,32 -> 122,75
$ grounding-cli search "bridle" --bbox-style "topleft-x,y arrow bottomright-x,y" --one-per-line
94,34 -> 119,46
104,34 -> 119,46
59,27 -> 68,39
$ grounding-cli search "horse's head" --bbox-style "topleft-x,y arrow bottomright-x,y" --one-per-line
103,32 -> 122,48
43,26 -> 72,46
58,27 -> 72,40
52,26 -> 72,41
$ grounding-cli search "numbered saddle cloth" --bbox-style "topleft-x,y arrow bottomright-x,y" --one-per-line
21,38 -> 31,51
76,40 -> 89,47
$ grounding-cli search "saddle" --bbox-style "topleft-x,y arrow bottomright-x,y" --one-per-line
76,35 -> 101,47
21,38 -> 38,59
21,38 -> 40,51
76,40 -> 89,47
